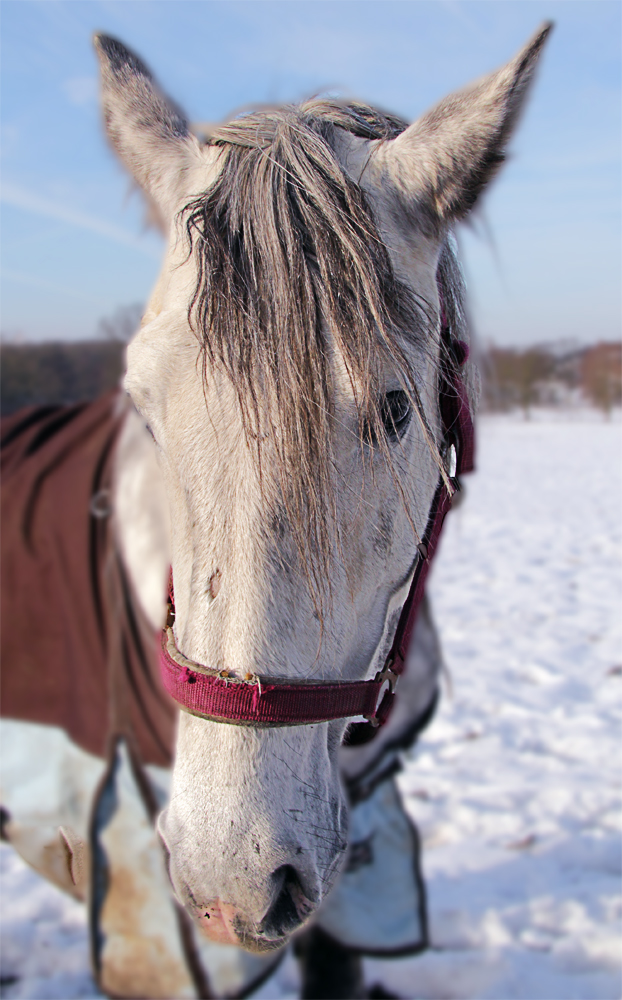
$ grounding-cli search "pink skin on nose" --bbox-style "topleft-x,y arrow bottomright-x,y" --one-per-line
196,900 -> 242,945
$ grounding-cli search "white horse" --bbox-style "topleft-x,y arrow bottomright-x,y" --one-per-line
1,24 -> 550,999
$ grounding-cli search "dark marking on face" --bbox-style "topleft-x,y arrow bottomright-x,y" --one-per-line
208,569 -> 222,599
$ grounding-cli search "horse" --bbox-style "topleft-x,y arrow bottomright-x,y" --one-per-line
0,23 -> 550,999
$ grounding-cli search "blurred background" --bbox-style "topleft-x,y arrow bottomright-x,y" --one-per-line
1,0 -> 620,414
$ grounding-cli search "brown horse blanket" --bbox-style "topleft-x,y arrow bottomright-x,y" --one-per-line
1,393 -> 175,767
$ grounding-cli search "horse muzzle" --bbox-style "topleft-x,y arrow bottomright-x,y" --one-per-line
189,865 -> 317,952
157,810 -> 339,952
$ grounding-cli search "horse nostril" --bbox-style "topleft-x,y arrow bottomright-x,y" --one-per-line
260,864 -> 307,939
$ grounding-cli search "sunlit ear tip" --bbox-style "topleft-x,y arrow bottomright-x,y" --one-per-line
522,21 -> 554,59
537,20 -> 554,40
92,32 -> 105,56
93,32 -> 151,81
510,21 -> 553,73
92,32 -> 117,56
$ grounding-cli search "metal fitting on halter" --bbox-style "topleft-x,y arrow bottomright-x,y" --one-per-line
363,660 -> 400,728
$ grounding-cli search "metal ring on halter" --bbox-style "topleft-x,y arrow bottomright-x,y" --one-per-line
446,442 -> 458,478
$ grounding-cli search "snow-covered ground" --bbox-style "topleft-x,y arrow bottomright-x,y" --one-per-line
1,411 -> 621,1000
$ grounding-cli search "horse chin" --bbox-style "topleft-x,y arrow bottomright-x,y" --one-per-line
229,926 -> 291,955
194,901 -> 293,953
236,937 -> 289,955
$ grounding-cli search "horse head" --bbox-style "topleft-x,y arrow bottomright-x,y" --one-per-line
95,25 -> 550,952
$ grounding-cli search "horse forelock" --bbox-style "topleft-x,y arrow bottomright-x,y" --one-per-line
179,100 -> 469,608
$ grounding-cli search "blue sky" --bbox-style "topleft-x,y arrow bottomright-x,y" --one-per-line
1,0 -> 620,346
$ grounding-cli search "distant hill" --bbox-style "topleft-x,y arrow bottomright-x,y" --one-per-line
1,341 -> 125,416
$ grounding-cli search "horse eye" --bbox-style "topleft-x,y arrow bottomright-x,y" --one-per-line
381,390 -> 412,441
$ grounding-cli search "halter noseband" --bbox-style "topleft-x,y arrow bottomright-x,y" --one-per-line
159,327 -> 474,729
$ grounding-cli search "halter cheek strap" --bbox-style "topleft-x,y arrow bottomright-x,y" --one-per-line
159,333 -> 474,729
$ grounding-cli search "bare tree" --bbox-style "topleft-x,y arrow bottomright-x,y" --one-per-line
581,343 -> 622,419
483,346 -> 555,417
97,303 -> 143,343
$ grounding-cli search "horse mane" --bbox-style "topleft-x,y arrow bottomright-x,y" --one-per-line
182,99 -> 470,604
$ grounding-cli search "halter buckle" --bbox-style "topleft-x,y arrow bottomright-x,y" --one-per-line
363,659 -> 400,727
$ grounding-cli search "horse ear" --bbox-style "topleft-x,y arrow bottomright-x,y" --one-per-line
94,34 -> 201,228
379,23 -> 552,227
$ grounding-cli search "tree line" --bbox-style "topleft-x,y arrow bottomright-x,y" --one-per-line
1,338 -> 620,419
1,341 -> 125,416
480,342 -> 622,418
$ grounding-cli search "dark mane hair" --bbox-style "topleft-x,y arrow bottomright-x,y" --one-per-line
182,99 -> 467,604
